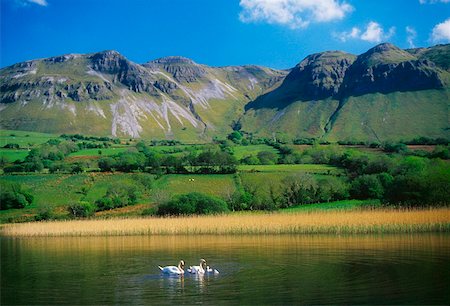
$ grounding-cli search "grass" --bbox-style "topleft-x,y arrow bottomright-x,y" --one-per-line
0,173 -> 152,210
1,207 -> 449,236
0,129 -> 58,147
153,174 -> 236,197
0,149 -> 30,162
232,144 -> 279,160
0,172 -> 235,223
238,164 -> 341,174
68,147 -> 130,157
283,199 -> 381,212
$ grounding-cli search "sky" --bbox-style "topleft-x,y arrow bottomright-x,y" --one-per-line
1,0 -> 449,69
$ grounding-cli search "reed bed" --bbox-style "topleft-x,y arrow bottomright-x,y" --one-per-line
1,208 -> 449,237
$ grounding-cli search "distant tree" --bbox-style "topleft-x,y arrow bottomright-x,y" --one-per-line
350,174 -> 385,199
0,183 -> 34,210
3,143 -> 19,149
157,192 -> 229,216
257,151 -> 278,165
228,131 -> 243,143
68,201 -> 95,218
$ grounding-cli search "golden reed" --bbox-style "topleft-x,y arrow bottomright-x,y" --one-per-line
1,208 -> 449,237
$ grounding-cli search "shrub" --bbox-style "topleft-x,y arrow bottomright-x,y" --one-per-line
94,183 -> 140,212
157,192 -> 229,216
68,201 -> 96,218
240,155 -> 260,165
35,205 -> 54,221
141,206 -> 157,216
0,183 -> 34,210
257,151 -> 278,165
350,174 -> 386,200
95,197 -> 114,211
3,143 -> 19,149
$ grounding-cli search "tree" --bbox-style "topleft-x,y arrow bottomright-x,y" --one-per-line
350,174 -> 385,199
68,201 -> 95,218
0,183 -> 34,210
228,131 -> 243,143
157,192 -> 229,215
257,151 -> 278,165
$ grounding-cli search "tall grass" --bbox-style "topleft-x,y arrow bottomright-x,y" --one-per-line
1,208 -> 449,237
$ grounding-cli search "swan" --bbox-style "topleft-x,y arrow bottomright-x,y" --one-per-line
158,260 -> 185,275
187,259 -> 206,274
206,266 -> 220,274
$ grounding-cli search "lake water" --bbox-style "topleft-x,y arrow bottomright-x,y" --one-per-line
2,234 -> 449,305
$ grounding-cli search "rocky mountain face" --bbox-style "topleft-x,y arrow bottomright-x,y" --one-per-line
246,51 -> 357,110
242,43 -> 449,141
0,51 -> 285,139
0,43 -> 448,141
340,43 -> 444,97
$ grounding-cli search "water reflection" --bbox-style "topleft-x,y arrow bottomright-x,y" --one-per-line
2,234 -> 449,305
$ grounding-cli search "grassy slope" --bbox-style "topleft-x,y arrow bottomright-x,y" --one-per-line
326,89 -> 450,142
0,163 -> 345,223
241,99 -> 340,139
232,144 -> 279,160
0,129 -> 58,146
238,164 -> 341,173
283,199 -> 381,212
243,88 -> 449,142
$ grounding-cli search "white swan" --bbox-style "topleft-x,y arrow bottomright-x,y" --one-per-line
206,266 -> 220,274
158,260 -> 185,275
187,259 -> 206,274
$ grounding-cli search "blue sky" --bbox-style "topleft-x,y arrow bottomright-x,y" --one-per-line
1,0 -> 449,69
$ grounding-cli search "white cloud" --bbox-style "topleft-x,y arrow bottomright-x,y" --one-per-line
28,0 -> 48,5
239,0 -> 353,29
335,21 -> 395,43
406,26 -> 417,48
14,0 -> 48,6
419,0 -> 449,4
431,18 -> 450,42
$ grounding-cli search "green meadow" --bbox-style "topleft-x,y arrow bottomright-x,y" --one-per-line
0,129 -> 448,224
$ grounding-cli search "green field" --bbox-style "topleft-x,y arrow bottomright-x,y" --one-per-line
0,130 -> 58,147
0,149 -> 30,162
68,147 -> 130,157
0,172 -> 237,222
232,144 -> 279,160
238,164 -> 341,174
282,199 -> 381,212
153,174 -> 236,197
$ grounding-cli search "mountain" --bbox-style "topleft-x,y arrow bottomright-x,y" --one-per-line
0,43 -> 449,142
241,43 -> 449,142
0,51 -> 285,141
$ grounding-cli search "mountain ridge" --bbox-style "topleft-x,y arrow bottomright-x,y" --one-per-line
1,43 -> 449,142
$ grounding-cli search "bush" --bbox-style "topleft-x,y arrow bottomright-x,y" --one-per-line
257,151 -> 278,165
94,183 -> 140,212
141,206 -> 157,216
35,205 -> 54,221
68,201 -> 96,218
350,174 -> 388,200
95,197 -> 114,211
3,143 -> 19,149
0,183 -> 34,210
157,192 -> 229,216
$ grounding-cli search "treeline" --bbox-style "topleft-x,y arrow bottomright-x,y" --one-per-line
60,133 -> 120,143
98,142 -> 237,174
277,146 -> 449,207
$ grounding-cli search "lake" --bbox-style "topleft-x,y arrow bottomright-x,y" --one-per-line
1,234 -> 449,305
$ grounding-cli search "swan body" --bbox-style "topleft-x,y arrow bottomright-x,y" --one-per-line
206,266 -> 220,274
158,260 -> 185,275
187,259 -> 206,274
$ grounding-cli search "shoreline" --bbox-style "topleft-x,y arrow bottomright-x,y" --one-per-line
1,208 -> 449,237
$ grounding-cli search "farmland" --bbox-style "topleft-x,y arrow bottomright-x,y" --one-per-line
0,129 -> 449,226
